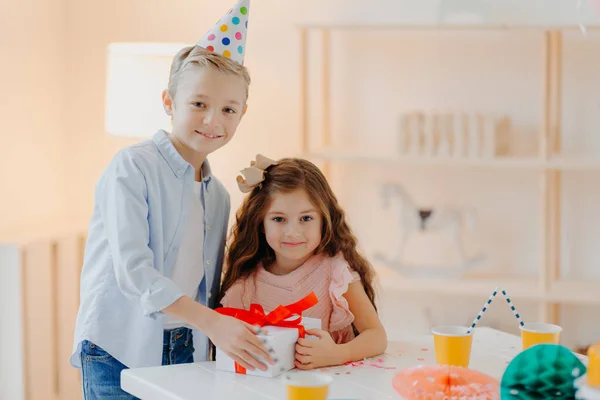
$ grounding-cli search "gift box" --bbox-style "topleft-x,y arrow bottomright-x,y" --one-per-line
215,316 -> 321,377
215,292 -> 321,378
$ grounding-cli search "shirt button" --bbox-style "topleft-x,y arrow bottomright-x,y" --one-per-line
207,225 -> 211,231
207,293 -> 212,299
206,260 -> 211,265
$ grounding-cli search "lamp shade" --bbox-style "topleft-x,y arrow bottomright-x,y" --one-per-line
105,42 -> 189,137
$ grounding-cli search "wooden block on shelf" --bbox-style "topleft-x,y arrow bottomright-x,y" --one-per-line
399,111 -> 513,161
452,113 -> 468,159
422,112 -> 436,157
400,111 -> 457,159
481,115 -> 511,158
399,112 -> 424,157
466,113 -> 482,158
435,112 -> 453,158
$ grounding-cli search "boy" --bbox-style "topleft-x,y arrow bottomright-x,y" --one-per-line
70,1 -> 273,398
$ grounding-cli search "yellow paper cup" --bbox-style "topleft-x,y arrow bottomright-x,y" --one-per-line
283,372 -> 333,400
520,322 -> 562,349
587,343 -> 600,387
432,326 -> 473,367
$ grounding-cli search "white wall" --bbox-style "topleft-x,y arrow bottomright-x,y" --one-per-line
0,246 -> 24,400
0,0 -> 68,234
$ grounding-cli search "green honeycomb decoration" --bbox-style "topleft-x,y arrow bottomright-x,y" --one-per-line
501,344 -> 586,399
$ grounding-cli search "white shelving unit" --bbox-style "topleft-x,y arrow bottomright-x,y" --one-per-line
305,150 -> 600,171
297,23 -> 600,325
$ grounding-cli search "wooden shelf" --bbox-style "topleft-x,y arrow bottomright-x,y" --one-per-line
303,149 -> 600,171
549,280 -> 600,305
547,157 -> 600,170
296,23 -> 600,32
299,25 -> 600,329
375,265 -> 541,299
376,265 -> 600,305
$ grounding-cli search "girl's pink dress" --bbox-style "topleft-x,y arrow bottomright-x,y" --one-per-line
220,252 -> 360,343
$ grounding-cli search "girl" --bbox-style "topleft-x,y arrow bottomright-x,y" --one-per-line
219,155 -> 387,369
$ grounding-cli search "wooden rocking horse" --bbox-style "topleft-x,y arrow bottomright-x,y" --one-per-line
375,182 -> 485,278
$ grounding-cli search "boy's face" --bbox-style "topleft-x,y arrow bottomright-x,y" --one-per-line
163,65 -> 247,157
262,189 -> 323,273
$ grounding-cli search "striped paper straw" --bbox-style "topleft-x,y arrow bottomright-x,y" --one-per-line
501,289 -> 525,327
466,287 -> 499,334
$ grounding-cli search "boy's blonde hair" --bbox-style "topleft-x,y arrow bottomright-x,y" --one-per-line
167,45 -> 251,101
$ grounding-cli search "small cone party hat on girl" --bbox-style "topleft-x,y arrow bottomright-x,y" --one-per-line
197,0 -> 250,65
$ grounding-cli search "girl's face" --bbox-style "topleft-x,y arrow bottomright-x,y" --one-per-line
263,189 -> 323,273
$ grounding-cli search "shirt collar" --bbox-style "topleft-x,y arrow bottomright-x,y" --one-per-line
152,130 -> 213,184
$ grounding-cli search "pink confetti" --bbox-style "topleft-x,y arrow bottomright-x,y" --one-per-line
343,360 -> 396,370
345,371 -> 351,374
371,364 -> 396,369
417,357 -> 425,361
377,358 -> 384,363
345,361 -> 364,367
421,348 -> 429,351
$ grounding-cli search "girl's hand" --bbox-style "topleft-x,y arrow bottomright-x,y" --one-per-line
207,314 -> 276,371
294,329 -> 346,370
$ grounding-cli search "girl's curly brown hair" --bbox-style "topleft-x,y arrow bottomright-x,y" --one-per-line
219,157 -> 377,311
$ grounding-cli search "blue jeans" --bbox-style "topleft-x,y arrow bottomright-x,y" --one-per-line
81,327 -> 195,399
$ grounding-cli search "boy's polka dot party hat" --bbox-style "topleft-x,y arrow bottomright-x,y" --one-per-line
197,0 -> 250,65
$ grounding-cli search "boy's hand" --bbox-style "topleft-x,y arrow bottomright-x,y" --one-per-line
208,314 -> 276,371
294,329 -> 346,370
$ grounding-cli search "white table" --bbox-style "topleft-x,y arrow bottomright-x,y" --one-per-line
120,327 -> 576,399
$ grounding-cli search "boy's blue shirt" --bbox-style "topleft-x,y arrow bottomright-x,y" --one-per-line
71,129 -> 230,368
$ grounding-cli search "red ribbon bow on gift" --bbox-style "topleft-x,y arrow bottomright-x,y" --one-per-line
215,291 -> 318,374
